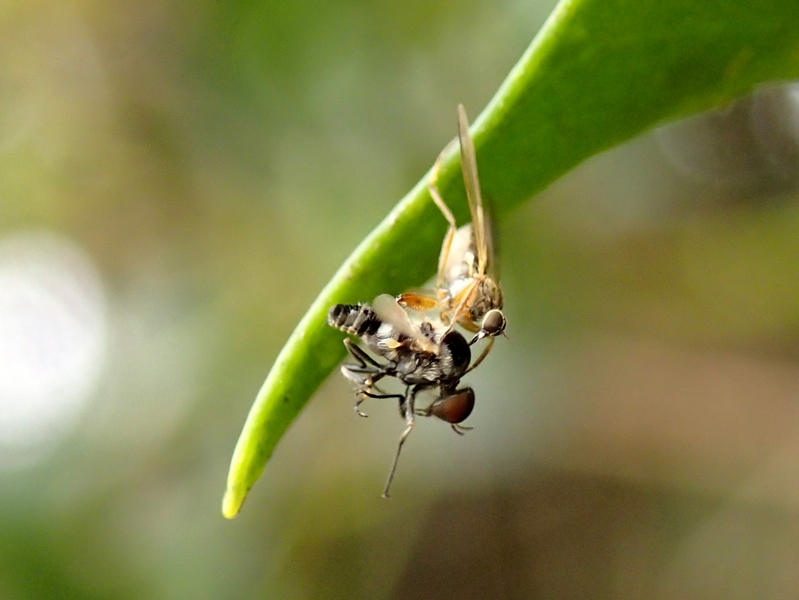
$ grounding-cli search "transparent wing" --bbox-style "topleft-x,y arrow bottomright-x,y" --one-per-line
457,104 -> 496,278
441,224 -> 474,284
479,199 -> 499,279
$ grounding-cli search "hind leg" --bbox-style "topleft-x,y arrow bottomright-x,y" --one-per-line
427,141 -> 459,296
382,385 -> 420,498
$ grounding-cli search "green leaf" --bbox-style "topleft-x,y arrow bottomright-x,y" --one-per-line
223,0 -> 799,517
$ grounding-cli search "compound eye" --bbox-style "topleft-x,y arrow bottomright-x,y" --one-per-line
481,309 -> 506,337
429,388 -> 475,424
442,330 -> 471,372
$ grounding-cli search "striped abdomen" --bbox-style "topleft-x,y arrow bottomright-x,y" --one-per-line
327,304 -> 381,338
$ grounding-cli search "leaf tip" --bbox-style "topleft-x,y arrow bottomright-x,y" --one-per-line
222,484 -> 247,519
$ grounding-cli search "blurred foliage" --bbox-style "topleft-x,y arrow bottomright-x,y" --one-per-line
0,0 -> 799,599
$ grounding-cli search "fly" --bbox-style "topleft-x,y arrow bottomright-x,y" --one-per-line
399,104 -> 505,369
328,294 -> 475,497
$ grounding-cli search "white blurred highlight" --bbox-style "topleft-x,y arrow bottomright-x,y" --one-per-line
0,231 -> 107,466
656,82 -> 799,189
750,82 -> 799,181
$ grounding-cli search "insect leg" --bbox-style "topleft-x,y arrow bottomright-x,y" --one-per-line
382,385 -> 418,498
341,339 -> 392,416
340,360 -> 386,393
343,338 -> 382,369
350,377 -> 390,417
428,142 -> 459,298
357,388 -> 405,419
464,336 -> 495,375
445,278 -> 479,335
340,364 -> 372,384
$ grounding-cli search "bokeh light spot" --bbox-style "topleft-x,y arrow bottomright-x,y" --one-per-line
0,230 -> 107,467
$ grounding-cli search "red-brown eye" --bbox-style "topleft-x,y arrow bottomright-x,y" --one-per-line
429,388 -> 475,424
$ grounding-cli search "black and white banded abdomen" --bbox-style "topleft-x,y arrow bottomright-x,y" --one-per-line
327,304 -> 381,338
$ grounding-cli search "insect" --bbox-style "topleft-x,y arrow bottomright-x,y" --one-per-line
398,104 -> 505,367
328,294 -> 475,497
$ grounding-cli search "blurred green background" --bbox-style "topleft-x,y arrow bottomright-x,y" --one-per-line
2,1 -> 799,598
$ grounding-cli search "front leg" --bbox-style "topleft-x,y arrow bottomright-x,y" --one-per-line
464,336 -> 495,375
357,388 -> 405,418
382,384 -> 418,498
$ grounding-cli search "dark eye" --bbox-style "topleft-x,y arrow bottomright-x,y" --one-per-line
428,388 -> 475,424
441,330 -> 471,372
481,309 -> 506,336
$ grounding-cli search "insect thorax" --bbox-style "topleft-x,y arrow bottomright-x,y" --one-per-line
468,278 -> 503,321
